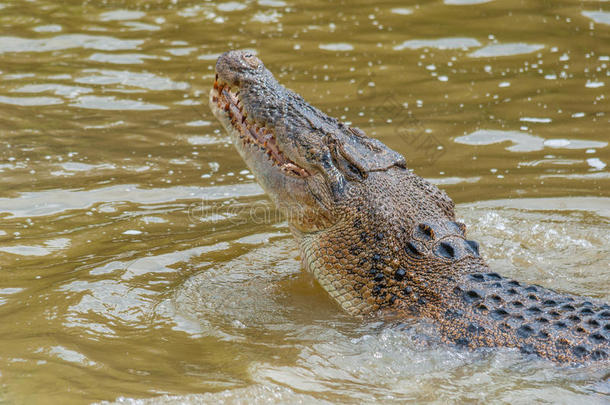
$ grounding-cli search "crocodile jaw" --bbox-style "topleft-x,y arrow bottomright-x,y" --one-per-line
208,78 -> 335,233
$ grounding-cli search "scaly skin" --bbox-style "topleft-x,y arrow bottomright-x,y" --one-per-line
209,50 -> 609,363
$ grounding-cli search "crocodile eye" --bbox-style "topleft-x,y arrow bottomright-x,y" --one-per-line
346,163 -> 362,177
242,52 -> 260,68
328,144 -> 364,181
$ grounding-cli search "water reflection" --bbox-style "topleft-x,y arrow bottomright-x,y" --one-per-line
13,83 -> 93,98
455,129 -> 608,152
0,237 -> 70,256
0,95 -> 63,106
469,43 -> 545,58
582,11 -> 610,25
0,183 -> 263,218
445,0 -> 494,4
98,10 -> 147,22
0,34 -> 143,53
74,69 -> 188,91
394,37 -> 481,50
69,95 -> 168,110
88,53 -> 158,64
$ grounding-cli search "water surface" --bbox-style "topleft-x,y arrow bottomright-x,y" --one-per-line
0,0 -> 608,403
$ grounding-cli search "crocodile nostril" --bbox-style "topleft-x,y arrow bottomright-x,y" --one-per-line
436,242 -> 455,259
465,239 -> 480,256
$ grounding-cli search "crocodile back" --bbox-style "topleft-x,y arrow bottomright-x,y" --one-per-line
435,271 -> 610,362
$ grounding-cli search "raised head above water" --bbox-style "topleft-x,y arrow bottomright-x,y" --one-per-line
210,50 -> 407,234
210,50 -> 609,364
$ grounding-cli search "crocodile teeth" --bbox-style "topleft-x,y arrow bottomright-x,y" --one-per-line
212,76 -> 310,178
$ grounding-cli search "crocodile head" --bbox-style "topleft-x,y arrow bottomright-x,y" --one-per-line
209,50 -> 407,235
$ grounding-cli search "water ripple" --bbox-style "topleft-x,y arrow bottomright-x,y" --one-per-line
319,43 -> 354,52
0,183 -> 264,218
469,43 -> 545,57
74,69 -> 188,91
582,11 -> 610,25
12,84 -> 92,98
455,130 -> 607,152
0,95 -> 63,106
69,95 -> 167,110
88,53 -> 158,64
394,37 -> 481,50
0,34 -> 143,54
99,10 -> 146,22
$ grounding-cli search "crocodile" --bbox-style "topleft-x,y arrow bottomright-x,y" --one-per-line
208,50 -> 609,364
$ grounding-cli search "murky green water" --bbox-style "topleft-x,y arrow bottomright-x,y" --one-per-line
0,0 -> 608,403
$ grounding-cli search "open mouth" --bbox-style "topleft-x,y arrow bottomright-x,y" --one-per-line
211,75 -> 310,178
